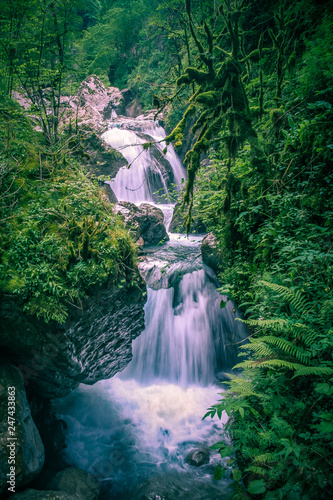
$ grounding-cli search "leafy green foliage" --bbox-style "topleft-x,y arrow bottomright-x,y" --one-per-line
0,100 -> 137,323
171,2 -> 333,498
205,284 -> 333,499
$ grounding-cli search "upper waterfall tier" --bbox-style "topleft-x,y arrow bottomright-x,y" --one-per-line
102,116 -> 185,204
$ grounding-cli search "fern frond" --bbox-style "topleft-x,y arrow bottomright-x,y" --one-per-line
252,453 -> 276,465
243,317 -> 287,331
227,377 -> 258,397
259,281 -> 310,314
260,336 -> 311,364
241,341 -> 276,358
256,359 -> 305,370
235,359 -> 305,371
319,300 -> 333,325
292,366 -> 333,378
246,466 -> 267,475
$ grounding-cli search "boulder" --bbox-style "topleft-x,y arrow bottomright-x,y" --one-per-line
59,76 -> 126,134
47,467 -> 99,500
0,278 -> 146,399
0,364 -> 44,498
114,201 -> 169,246
117,88 -> 142,117
80,129 -> 127,179
201,232 -> 222,273
185,449 -> 210,467
12,490 -> 77,500
102,183 -> 117,204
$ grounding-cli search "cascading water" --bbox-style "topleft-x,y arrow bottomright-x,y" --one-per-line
102,117 -> 184,203
54,114 -> 248,499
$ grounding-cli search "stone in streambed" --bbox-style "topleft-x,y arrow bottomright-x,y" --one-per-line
185,449 -> 210,467
201,232 -> 222,274
47,467 -> 100,500
114,201 -> 169,246
0,364 -> 44,498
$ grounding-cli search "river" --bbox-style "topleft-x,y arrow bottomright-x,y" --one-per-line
53,114 -> 247,499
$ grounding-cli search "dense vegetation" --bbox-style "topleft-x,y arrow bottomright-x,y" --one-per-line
0,0 -> 140,323
161,1 -> 333,498
1,0 -> 332,498
0,97 -> 137,323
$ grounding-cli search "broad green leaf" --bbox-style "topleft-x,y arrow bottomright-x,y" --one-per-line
219,445 -> 233,458
247,479 -> 267,495
232,469 -> 242,481
213,464 -> 225,481
210,441 -> 226,450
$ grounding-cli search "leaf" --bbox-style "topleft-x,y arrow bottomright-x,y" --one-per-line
232,469 -> 242,481
210,441 -> 226,450
250,407 -> 260,418
247,479 -> 267,495
213,464 -> 225,480
288,115 -> 295,130
220,300 -> 227,308
219,445 -> 234,458
239,407 -> 245,418
315,383 -> 333,396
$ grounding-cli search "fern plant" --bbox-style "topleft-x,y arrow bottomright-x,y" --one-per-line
205,282 -> 333,499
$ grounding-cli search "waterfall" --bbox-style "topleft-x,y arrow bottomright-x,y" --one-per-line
54,113 -> 247,500
102,118 -> 184,203
123,270 -> 216,385
123,268 -> 242,386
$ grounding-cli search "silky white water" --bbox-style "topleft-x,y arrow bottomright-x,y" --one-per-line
54,115 -> 246,499
102,119 -> 185,203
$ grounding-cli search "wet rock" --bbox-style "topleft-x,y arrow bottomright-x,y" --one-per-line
47,467 -> 100,500
201,232 -> 222,273
12,490 -> 77,500
135,476 -> 171,500
185,449 -> 210,467
27,397 -> 67,489
102,183 -> 117,204
0,364 -> 44,498
138,203 -> 169,245
114,201 -> 169,246
60,76 -> 125,134
117,88 -> 142,117
80,129 -> 127,179
169,189 -> 206,234
0,279 -> 146,399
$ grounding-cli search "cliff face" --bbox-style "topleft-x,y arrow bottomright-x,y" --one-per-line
0,280 -> 146,399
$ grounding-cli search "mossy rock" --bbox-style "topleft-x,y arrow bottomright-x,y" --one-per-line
81,130 -> 127,178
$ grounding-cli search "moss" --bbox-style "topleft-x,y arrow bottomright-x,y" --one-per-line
195,91 -> 218,105
177,67 -> 211,86
165,104 -> 196,146
176,74 -> 191,86
192,109 -> 211,134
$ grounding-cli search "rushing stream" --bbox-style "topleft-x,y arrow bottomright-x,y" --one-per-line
54,115 -> 247,499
